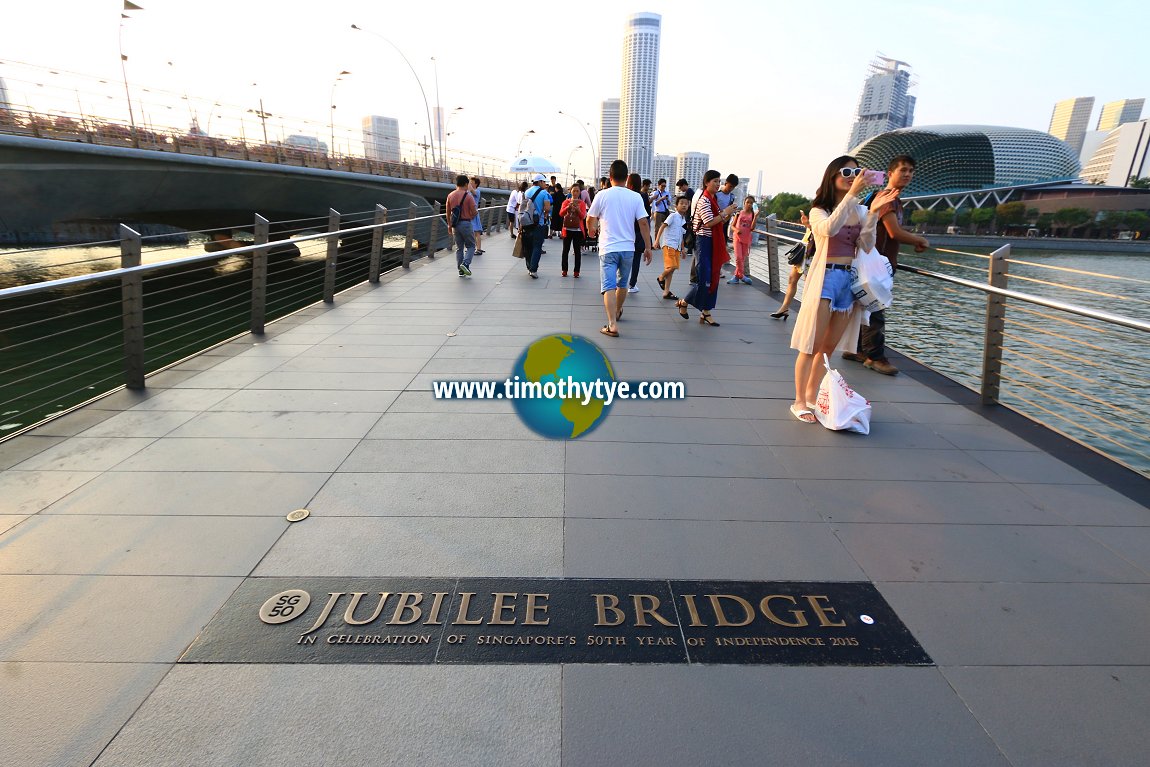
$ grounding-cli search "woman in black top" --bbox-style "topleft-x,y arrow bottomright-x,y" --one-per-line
549,184 -> 566,238
627,173 -> 652,292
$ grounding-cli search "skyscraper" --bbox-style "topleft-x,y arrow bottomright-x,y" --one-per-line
362,115 -> 401,163
1048,97 -> 1095,155
676,152 -> 709,189
1081,119 -> 1150,186
619,12 -> 661,179
599,98 -> 620,178
653,154 -> 676,182
846,56 -> 916,150
1097,99 -> 1145,131
0,77 -> 9,111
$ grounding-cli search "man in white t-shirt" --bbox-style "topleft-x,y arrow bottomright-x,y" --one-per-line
586,159 -> 652,338
506,181 -> 526,238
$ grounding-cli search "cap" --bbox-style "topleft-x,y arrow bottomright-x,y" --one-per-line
532,173 -> 546,182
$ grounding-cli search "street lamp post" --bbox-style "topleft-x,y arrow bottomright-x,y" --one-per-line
567,145 -> 583,185
351,24 -> 437,167
118,1 -> 143,146
442,106 -> 464,172
329,70 -> 351,156
517,129 -> 536,158
558,110 -> 598,182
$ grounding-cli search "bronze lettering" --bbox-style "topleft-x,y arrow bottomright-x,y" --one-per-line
303,592 -> 344,635
344,592 -> 392,626
425,592 -> 448,625
707,594 -> 755,627
805,595 -> 847,627
388,592 -> 423,625
679,594 -> 706,627
524,593 -> 551,626
452,592 -> 484,625
592,594 -> 626,626
760,595 -> 809,627
631,594 -> 677,627
490,593 -> 519,625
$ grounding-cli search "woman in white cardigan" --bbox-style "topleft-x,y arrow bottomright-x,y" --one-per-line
789,156 -> 899,423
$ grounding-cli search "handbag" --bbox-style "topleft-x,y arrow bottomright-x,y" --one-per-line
850,247 -> 894,312
785,240 -> 807,266
813,353 -> 872,435
512,233 -> 525,259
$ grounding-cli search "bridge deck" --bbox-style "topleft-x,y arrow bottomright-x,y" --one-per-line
2,233 -> 1148,767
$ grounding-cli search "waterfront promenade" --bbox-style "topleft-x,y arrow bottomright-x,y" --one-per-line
1,234 -> 1148,766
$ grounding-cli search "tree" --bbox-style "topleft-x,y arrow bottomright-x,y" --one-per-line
1128,176 -> 1150,189
1052,207 -> 1093,235
765,192 -> 812,222
1036,213 -> 1054,232
910,209 -> 934,231
1123,211 -> 1150,233
996,201 -> 1027,226
971,207 -> 995,233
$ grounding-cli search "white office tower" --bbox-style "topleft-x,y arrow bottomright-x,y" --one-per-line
431,106 -> 445,165
0,77 -> 9,110
1097,99 -> 1145,131
676,152 -> 709,189
653,154 -> 676,182
737,177 -> 750,202
362,116 -> 401,162
1081,119 -> 1150,186
1048,97 -> 1095,156
618,13 -> 661,179
599,98 -> 620,178
846,56 -> 916,150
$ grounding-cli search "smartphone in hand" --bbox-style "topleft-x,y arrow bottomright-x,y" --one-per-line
862,169 -> 886,186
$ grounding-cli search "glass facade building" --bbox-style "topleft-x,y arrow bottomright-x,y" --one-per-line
619,13 -> 660,179
1048,97 -> 1095,156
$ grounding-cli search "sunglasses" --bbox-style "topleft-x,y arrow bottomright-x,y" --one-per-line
838,167 -> 863,178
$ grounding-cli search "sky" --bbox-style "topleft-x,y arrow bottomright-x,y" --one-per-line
2,0 -> 1145,195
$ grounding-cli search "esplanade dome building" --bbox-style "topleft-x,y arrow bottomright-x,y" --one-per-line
851,126 -> 1081,196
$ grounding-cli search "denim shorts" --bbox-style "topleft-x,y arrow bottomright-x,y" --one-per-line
820,267 -> 855,312
599,250 -> 634,293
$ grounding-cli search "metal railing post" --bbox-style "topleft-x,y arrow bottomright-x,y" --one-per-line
323,208 -> 340,304
369,204 -> 387,283
428,201 -> 441,259
119,224 -> 145,389
403,203 -> 416,268
980,244 -> 1011,404
765,214 -> 780,293
251,214 -> 269,334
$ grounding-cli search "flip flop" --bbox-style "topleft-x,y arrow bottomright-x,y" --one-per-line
600,326 -> 619,338
657,276 -> 666,289
789,404 -> 816,424
662,292 -> 679,300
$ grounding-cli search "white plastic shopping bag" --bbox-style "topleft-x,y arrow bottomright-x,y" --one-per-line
850,247 -> 894,312
814,354 -> 872,434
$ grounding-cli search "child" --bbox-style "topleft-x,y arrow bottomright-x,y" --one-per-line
728,195 -> 756,285
654,195 -> 690,300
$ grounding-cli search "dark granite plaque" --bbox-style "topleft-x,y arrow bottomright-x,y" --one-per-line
180,577 -> 931,666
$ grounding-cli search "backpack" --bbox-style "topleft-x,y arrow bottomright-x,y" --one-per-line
449,191 -> 465,227
517,187 -> 542,229
563,199 -> 582,230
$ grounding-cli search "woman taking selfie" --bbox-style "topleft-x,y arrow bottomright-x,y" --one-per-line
678,169 -> 736,325
789,156 -> 898,423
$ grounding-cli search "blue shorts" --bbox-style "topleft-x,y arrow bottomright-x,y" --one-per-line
599,250 -> 634,293
820,267 -> 855,312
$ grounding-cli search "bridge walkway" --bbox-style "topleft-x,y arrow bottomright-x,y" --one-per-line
1,232 -> 1148,766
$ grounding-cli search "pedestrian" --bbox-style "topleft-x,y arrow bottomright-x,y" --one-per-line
577,180 -> 592,206
446,173 -> 478,277
469,177 -> 485,255
586,159 -> 652,337
771,211 -> 812,321
599,177 -> 610,193
559,184 -> 587,277
677,170 -> 736,326
655,193 -> 689,301
728,195 -> 756,285
676,178 -> 696,255
627,173 -> 652,293
842,154 -> 930,376
550,183 -> 566,239
651,178 -> 671,236
507,181 -> 527,238
716,174 -> 740,245
521,173 -> 551,278
788,156 -> 898,423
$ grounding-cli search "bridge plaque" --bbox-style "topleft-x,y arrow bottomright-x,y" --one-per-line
180,578 -> 931,666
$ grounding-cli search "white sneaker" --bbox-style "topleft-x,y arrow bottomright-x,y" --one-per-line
627,286 -> 639,293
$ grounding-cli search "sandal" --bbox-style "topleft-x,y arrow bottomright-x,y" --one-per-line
656,276 -> 666,290
676,299 -> 689,320
662,292 -> 679,301
600,326 -> 619,338
616,308 -> 623,321
700,313 -> 720,326
789,404 -> 817,424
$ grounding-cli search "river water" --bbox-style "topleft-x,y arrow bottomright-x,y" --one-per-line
1,239 -> 1148,476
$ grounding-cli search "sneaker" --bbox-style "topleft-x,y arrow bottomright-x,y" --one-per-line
573,272 -> 580,278
727,277 -> 741,285
628,286 -> 639,293
742,277 -> 753,285
865,358 -> 899,376
530,272 -> 539,279
562,271 -> 567,277
459,264 -> 472,277
841,352 -> 866,363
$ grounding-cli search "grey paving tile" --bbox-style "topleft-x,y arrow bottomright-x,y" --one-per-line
22,408 -> 116,437
0,515 -> 285,576
172,369 -> 267,389
125,388 -> 235,412
227,342 -> 312,356
796,480 -> 1057,525
365,412 -> 539,440
563,666 -> 1008,767
942,666 -> 1150,767
583,415 -> 764,445
1081,526 -> 1150,576
775,446 -> 1002,482
0,574 -> 240,661
13,437 -> 156,471
84,388 -> 155,410
0,435 -> 67,470
564,519 -> 865,580
385,390 -> 516,413
565,475 -> 818,522
212,388 -> 398,412
169,411 -> 381,439
275,356 -> 432,373
878,582 -> 1150,665
77,410 -> 198,438
113,437 -> 359,473
253,517 -> 562,576
42,472 -> 328,516
309,473 -> 563,517
834,523 -> 1149,583
0,515 -> 28,534
931,422 -> 1042,451
0,470 -> 98,514
753,419 -> 954,449
967,449 -> 1098,484
167,356 -> 224,371
1014,483 -> 1150,526
340,439 -> 562,473
248,371 -> 418,390
94,665 -> 559,767
892,402 -> 990,425
566,441 -> 785,478
0,662 -> 169,767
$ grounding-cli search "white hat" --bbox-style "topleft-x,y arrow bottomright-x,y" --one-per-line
532,173 -> 546,182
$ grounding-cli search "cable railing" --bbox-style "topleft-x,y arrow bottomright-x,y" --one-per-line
0,198 -> 509,440
750,214 -> 1150,477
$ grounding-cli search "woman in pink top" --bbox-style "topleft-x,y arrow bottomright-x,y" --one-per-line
728,196 -> 756,284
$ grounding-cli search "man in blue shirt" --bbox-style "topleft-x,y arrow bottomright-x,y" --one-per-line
521,173 -> 551,278
715,174 -> 740,244
651,178 -> 671,238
